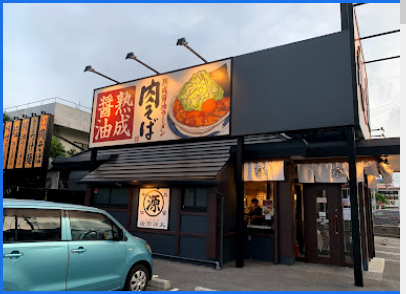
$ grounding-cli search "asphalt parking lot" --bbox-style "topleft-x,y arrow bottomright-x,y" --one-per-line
148,236 -> 400,291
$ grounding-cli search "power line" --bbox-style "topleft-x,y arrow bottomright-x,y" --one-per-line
357,29 -> 400,41
370,105 -> 400,116
353,3 -> 368,7
370,101 -> 400,114
370,100 -> 400,113
371,105 -> 400,117
364,55 -> 400,64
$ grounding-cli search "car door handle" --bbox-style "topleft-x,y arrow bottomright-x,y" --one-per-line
71,247 -> 87,254
3,251 -> 24,258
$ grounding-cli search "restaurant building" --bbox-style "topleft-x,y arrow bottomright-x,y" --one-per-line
51,4 -> 400,287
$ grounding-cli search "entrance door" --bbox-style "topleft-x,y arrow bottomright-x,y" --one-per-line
303,184 -> 344,266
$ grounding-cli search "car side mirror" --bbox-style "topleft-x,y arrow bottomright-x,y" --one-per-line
115,228 -> 124,241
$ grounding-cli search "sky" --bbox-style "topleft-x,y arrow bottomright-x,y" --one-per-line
3,3 -> 400,138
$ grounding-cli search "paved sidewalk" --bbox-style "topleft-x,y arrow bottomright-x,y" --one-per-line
151,257 -> 399,291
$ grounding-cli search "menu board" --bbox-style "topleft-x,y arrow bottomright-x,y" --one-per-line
263,199 -> 274,220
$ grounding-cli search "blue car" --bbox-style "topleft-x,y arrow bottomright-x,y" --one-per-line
3,199 -> 153,291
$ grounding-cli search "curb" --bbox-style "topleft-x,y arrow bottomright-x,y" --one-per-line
195,286 -> 217,291
149,278 -> 171,290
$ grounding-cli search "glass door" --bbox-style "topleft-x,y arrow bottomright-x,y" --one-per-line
304,184 -> 345,266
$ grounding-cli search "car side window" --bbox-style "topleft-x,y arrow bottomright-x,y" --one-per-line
3,209 -> 16,242
69,211 -> 119,241
3,208 -> 62,243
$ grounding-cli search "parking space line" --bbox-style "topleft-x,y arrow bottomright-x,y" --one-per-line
383,258 -> 400,262
375,245 -> 400,250
376,251 -> 400,255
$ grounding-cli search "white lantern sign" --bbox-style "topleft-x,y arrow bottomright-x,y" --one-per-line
137,188 -> 170,230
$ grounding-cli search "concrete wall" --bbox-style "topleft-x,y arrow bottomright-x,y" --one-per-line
6,102 -> 91,134
6,101 -> 91,154
54,103 -> 91,133
5,103 -> 56,118
54,125 -> 89,152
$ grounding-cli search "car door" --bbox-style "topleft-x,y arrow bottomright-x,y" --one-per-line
3,208 -> 68,291
66,210 -> 126,291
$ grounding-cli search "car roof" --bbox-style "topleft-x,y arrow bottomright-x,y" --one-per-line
3,199 -> 103,213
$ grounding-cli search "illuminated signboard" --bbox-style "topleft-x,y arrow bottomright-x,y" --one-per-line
137,188 -> 170,230
3,121 -> 13,169
6,120 -> 21,169
15,118 -> 30,169
25,117 -> 39,168
90,60 -> 231,148
353,10 -> 371,139
34,115 -> 49,168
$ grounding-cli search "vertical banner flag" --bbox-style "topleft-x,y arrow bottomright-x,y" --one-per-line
15,118 -> 30,169
3,121 -> 13,169
7,120 -> 21,169
137,188 -> 170,230
25,117 -> 39,168
34,115 -> 49,168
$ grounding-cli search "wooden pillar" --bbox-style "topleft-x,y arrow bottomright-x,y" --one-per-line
277,160 -> 296,265
85,148 -> 98,207
206,187 -> 218,259
363,181 -> 374,259
347,127 -> 363,287
235,137 -> 244,268
84,185 -> 92,206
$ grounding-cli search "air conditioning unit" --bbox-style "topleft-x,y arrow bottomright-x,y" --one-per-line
46,171 -> 60,189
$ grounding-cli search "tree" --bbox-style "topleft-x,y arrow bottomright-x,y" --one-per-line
375,192 -> 388,205
67,148 -> 78,156
3,112 -> 11,122
50,137 -> 67,159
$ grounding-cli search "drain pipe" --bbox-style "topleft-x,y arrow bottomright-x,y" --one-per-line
152,253 -> 221,270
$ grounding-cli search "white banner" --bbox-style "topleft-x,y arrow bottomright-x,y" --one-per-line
297,162 -> 349,183
244,161 -> 285,182
89,60 -> 231,148
297,163 -> 315,183
356,161 -> 379,183
137,188 -> 170,230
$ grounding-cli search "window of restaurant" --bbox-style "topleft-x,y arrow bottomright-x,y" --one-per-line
244,182 -> 275,232
182,187 -> 208,212
93,188 -> 130,227
94,188 -> 129,207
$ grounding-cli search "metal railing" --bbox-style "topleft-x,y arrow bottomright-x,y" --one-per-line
3,97 -> 91,113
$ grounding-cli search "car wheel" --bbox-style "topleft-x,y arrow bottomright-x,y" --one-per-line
125,264 -> 149,291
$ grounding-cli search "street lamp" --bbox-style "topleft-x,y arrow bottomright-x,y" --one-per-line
125,53 -> 160,75
371,127 -> 385,133
84,65 -> 120,84
176,37 -> 208,63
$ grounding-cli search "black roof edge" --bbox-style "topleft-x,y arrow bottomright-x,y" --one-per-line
78,180 -> 218,186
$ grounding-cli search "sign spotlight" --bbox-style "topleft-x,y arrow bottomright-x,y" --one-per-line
84,65 -> 120,84
176,37 -> 208,63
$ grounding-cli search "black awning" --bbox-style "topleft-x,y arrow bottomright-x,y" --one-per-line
51,150 -> 113,170
230,139 -> 309,160
80,138 -> 238,184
